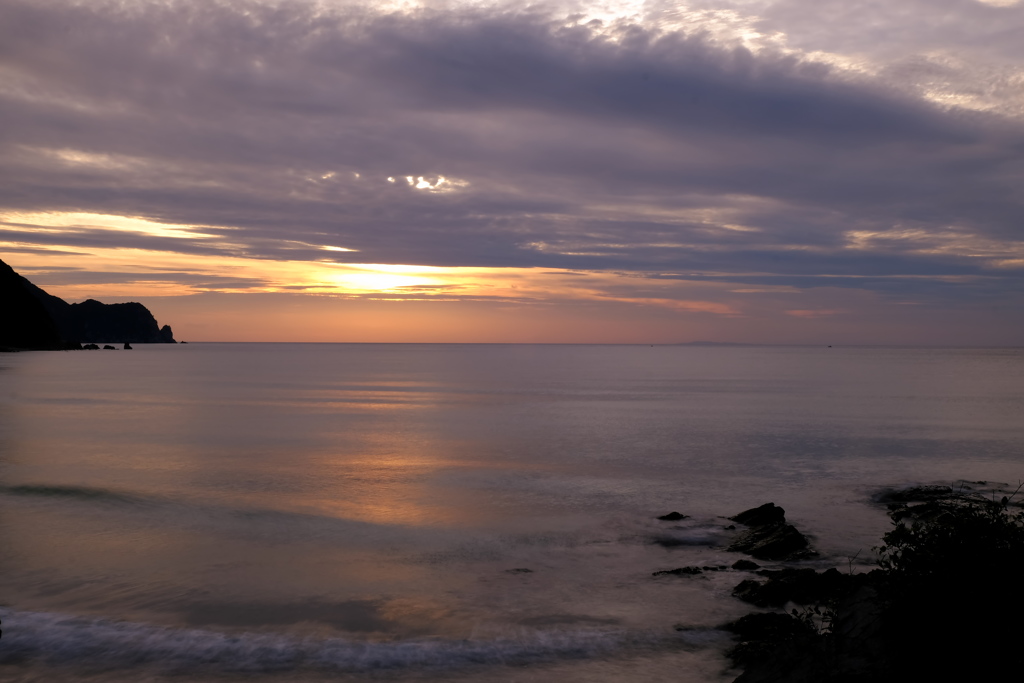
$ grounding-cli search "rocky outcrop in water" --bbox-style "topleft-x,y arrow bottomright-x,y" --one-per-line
0,259 -> 176,349
652,565 -> 728,576
727,503 -> 815,561
722,482 -> 1024,682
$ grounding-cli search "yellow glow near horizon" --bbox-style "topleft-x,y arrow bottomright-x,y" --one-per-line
0,234 -> 742,320
0,209 -> 748,334
0,211 -> 222,240
328,270 -> 439,291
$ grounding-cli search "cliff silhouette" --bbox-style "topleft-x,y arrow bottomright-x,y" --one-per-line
1,259 -> 176,350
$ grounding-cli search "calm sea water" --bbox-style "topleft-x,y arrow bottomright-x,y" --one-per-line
2,343 -> 1023,682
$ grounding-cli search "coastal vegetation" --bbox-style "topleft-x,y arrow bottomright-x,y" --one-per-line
723,483 -> 1024,681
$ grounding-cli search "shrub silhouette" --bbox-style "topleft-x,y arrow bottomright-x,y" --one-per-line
728,487 -> 1024,681
874,491 -> 1024,679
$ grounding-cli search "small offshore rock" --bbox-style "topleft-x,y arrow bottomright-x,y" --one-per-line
657,511 -> 688,521
653,566 -> 704,577
83,343 -> 99,350
103,344 -> 116,350
124,342 -> 132,349
652,536 -> 685,547
732,559 -> 761,570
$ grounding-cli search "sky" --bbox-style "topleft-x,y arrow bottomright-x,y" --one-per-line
1,0 -> 1023,343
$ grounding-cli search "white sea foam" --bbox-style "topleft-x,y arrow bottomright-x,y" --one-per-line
0,607 -> 723,674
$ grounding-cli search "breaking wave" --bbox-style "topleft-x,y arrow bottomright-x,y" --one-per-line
0,607 -> 725,674
1,484 -> 144,504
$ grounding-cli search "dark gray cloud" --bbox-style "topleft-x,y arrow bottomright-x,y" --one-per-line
1,0 -> 1023,307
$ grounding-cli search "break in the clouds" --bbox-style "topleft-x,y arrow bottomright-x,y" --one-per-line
1,0 -> 1023,342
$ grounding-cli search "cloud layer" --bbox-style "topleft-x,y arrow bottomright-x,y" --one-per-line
1,0 -> 1023,341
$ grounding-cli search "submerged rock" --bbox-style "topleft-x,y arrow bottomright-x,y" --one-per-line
732,559 -> 761,570
650,528 -> 723,548
657,511 -> 688,521
651,536 -> 687,547
732,567 -> 864,608
653,565 -> 728,577
653,566 -> 704,576
872,485 -> 953,504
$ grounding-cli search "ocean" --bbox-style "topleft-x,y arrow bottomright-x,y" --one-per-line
2,343 -> 1023,682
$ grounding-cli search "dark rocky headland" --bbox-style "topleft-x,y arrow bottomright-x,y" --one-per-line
670,483 -> 1024,681
1,259 -> 176,350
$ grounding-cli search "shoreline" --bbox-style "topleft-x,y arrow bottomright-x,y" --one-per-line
720,481 -> 1024,681
4,481 -> 1020,682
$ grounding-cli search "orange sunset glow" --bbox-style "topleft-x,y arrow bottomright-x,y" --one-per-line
4,3 -> 1024,682
1,0 -> 1022,345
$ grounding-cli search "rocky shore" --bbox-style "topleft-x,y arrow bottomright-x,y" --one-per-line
663,482 -> 1024,681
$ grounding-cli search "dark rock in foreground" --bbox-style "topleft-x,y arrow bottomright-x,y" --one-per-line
727,503 -> 815,561
733,567 -> 864,608
724,483 -> 1024,682
730,503 -> 786,527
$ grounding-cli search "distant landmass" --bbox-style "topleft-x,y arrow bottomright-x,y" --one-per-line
1,259 -> 176,350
